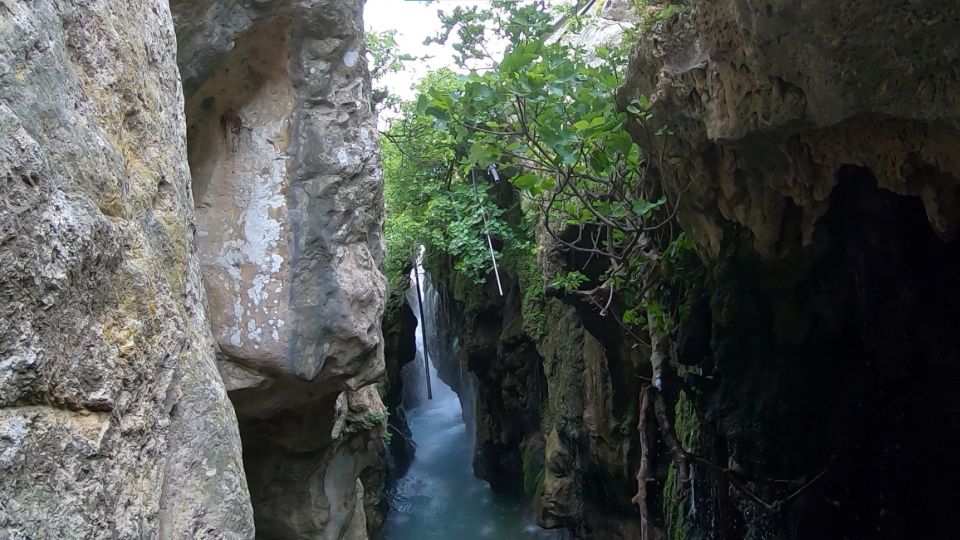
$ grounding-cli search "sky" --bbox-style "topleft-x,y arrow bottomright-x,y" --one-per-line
364,0 -> 489,100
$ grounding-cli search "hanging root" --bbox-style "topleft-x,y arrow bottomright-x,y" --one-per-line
632,289 -> 690,540
652,388 -> 690,491
633,386 -> 656,538
646,289 -> 666,389
632,384 -> 691,498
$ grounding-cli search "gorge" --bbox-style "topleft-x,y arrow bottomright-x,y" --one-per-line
381,264 -> 558,540
2,1 -> 960,539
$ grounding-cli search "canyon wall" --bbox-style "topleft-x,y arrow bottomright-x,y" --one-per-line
1,0 -> 386,538
5,0 -> 959,538
417,4 -> 648,538
618,1 -> 960,538
377,292 -> 417,521
420,165 -> 645,538
0,1 -> 253,536
425,236 -> 646,540
171,0 -> 388,537
424,1 -> 960,539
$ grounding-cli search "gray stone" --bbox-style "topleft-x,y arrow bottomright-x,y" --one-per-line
622,0 -> 960,258
176,0 -> 385,400
0,0 -> 253,537
172,0 -> 387,536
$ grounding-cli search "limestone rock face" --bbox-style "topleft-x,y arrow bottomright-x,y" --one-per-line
0,1 -> 253,537
171,0 -> 387,536
564,0 -> 639,51
424,242 -> 644,539
173,0 -> 385,393
624,0 -> 960,258
239,385 -> 386,540
618,1 -> 960,537
379,296 -> 417,482
531,231 -> 644,540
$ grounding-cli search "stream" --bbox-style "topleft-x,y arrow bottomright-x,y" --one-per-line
382,269 -> 561,540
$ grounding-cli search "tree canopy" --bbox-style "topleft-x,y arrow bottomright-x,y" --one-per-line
377,0 -> 696,336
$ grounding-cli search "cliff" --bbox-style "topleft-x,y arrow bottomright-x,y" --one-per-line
171,0 -> 387,537
0,1 -> 252,536
417,1 -> 960,538
618,1 -> 960,538
1,0 -> 387,538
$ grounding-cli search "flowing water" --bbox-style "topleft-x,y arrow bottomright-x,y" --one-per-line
383,268 -> 561,540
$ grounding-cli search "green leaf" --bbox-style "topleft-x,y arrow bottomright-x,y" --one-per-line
513,173 -> 540,190
607,132 -> 633,154
424,105 -> 449,122
558,146 -> 578,165
632,196 -> 667,216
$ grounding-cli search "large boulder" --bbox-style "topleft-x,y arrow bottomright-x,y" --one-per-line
172,0 -> 385,401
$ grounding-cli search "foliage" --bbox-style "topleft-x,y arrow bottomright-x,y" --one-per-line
426,0 -> 557,68
416,0 -> 696,338
364,29 -> 416,109
522,443 -> 546,497
353,409 -> 389,431
382,70 -> 532,294
550,270 -> 589,294
663,390 -> 700,540
379,0 -> 701,341
642,3 -> 687,32
517,244 -> 546,339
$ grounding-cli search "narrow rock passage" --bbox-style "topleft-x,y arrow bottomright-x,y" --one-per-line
383,360 -> 558,540
383,277 -> 561,540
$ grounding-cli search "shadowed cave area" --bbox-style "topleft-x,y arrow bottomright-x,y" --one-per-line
705,165 -> 960,539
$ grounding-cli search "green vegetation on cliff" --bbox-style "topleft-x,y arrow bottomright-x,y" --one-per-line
380,68 -> 536,289
376,1 -> 705,536
385,0 -> 696,338
408,1 -> 690,333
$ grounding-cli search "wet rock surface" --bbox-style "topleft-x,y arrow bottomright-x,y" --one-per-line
425,251 -> 648,539
381,297 -> 418,480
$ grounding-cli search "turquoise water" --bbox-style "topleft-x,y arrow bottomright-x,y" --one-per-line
382,360 -> 561,540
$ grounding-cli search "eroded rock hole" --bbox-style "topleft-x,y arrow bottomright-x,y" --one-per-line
803,165 -> 960,538
721,165 -> 960,538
